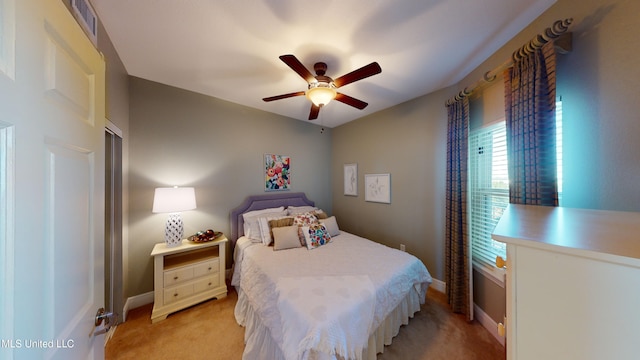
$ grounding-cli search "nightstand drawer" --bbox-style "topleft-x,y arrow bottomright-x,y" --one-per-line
194,275 -> 220,294
193,259 -> 219,278
164,267 -> 194,286
164,283 -> 194,305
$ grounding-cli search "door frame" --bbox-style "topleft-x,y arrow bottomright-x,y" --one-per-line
105,120 -> 124,330
0,122 -> 15,359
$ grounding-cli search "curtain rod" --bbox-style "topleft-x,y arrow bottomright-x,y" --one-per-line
445,18 -> 573,106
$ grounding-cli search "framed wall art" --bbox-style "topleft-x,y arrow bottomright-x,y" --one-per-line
264,154 -> 291,191
344,163 -> 357,196
365,173 -> 391,203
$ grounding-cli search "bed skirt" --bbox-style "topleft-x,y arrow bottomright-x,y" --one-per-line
234,285 -> 424,360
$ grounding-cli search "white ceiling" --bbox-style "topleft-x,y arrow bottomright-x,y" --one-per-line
91,0 -> 556,128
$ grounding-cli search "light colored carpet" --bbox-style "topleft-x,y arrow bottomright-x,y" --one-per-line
106,286 -> 505,359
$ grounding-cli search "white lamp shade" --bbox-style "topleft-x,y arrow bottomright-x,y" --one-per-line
152,187 -> 197,213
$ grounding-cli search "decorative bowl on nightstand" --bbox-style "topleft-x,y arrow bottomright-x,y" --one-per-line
188,229 -> 222,243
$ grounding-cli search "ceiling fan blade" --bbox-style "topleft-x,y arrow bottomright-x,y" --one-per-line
309,104 -> 320,120
262,91 -> 305,102
333,62 -> 382,88
335,92 -> 368,110
280,55 -> 315,83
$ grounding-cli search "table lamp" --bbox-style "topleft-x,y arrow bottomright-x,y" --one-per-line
152,186 -> 197,247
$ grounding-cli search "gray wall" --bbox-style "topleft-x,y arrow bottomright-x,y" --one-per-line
332,0 -> 640,324
331,88 -> 450,282
127,77 -> 332,296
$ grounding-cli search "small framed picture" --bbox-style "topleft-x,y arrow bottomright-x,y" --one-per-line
264,154 -> 291,191
365,174 -> 391,203
344,163 -> 357,196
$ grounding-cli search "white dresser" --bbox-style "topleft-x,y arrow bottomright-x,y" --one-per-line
492,205 -> 640,360
150,236 -> 228,323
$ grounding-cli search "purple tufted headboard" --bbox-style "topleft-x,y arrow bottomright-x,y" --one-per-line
229,192 -> 315,246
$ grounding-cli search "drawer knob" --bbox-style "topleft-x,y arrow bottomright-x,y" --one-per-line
208,282 -> 212,286
174,276 -> 179,280
173,293 -> 178,297
495,256 -> 507,269
208,267 -> 212,271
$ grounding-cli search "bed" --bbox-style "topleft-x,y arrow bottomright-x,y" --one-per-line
230,192 -> 432,360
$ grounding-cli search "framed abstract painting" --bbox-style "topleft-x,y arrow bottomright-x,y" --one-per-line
265,154 -> 291,191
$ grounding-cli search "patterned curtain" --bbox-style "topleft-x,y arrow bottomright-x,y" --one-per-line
445,97 -> 471,320
504,41 -> 558,206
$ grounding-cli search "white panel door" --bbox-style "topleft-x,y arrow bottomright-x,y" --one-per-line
0,0 -> 106,359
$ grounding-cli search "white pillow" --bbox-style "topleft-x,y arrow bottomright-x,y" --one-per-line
243,207 -> 285,241
249,211 -> 288,242
242,206 -> 285,219
243,215 -> 263,242
272,226 -> 302,251
286,205 -> 317,215
319,216 -> 340,237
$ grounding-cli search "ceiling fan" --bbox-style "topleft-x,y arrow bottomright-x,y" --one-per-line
263,54 -> 382,120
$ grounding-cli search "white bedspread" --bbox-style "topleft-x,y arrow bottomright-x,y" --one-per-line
234,231 -> 432,359
277,275 -> 375,360
231,236 -> 253,288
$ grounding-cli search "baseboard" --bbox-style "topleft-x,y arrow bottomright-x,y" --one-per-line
474,303 -> 506,347
123,291 -> 154,322
428,279 -> 505,347
104,324 -> 117,346
122,270 -> 233,322
429,278 -> 446,293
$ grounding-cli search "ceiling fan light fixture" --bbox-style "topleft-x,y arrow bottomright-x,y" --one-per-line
306,82 -> 337,107
264,54 -> 381,120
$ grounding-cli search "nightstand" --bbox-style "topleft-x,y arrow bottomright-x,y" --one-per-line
150,235 -> 228,323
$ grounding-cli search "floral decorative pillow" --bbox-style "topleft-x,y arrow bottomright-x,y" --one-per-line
301,224 -> 332,250
293,212 -> 319,245
293,212 -> 318,226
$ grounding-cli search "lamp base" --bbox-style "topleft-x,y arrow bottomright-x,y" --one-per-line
164,213 -> 184,247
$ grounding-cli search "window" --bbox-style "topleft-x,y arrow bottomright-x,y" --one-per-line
469,100 -> 563,282
556,98 -> 563,199
469,121 -> 509,280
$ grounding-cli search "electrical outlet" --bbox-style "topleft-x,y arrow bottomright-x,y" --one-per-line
400,244 -> 406,252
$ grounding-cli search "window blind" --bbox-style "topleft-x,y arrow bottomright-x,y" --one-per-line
469,100 -> 563,274
469,121 -> 508,270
